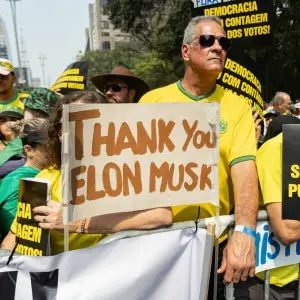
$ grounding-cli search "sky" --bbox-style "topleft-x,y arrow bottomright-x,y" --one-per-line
1,0 -> 92,87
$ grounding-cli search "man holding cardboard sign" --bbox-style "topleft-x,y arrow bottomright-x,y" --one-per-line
140,15 -> 258,297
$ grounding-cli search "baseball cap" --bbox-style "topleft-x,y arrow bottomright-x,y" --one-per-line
263,109 -> 280,118
294,103 -> 300,109
23,88 -> 59,116
0,58 -> 14,76
0,105 -> 24,120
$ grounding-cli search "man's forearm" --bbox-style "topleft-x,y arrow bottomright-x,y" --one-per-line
267,203 -> 300,245
281,220 -> 300,245
231,160 -> 259,229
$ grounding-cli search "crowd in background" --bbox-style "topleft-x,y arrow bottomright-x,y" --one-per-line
0,15 -> 299,300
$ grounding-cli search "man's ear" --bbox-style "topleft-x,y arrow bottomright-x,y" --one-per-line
11,73 -> 16,85
182,44 -> 190,62
129,89 -> 136,103
24,145 -> 33,158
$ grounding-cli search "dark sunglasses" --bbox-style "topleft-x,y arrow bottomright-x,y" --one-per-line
104,83 -> 128,93
197,34 -> 232,51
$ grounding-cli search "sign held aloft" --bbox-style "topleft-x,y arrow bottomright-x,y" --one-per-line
282,124 -> 300,221
51,61 -> 89,95
62,103 -> 220,221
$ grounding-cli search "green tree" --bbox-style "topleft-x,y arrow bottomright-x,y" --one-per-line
81,47 -> 181,90
81,47 -> 137,89
105,0 -> 191,79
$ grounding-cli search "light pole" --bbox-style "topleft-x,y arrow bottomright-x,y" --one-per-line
5,0 -> 22,68
38,54 -> 46,87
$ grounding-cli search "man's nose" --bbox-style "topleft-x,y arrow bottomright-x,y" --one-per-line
212,39 -> 223,52
105,89 -> 113,97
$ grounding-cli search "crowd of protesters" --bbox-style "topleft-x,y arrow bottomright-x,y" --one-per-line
0,15 -> 299,300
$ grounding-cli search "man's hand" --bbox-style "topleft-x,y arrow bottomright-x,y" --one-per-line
54,89 -> 64,99
33,200 -> 67,231
217,231 -> 256,284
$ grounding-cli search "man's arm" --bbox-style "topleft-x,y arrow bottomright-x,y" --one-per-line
83,208 -> 173,233
266,202 -> 300,246
34,202 -> 173,234
218,160 -> 258,284
232,160 -> 258,228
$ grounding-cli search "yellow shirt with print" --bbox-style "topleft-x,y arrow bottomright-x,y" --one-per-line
140,81 -> 257,242
256,133 -> 298,287
11,168 -> 105,255
0,92 -> 27,111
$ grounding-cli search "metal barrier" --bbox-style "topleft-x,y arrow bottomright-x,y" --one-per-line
0,210 -> 299,300
100,210 -> 300,300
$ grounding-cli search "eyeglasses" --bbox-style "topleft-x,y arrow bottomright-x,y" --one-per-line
195,35 -> 232,52
104,83 -> 128,93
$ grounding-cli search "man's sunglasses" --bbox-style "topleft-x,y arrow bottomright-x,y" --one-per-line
104,83 -> 128,93
196,35 -> 232,52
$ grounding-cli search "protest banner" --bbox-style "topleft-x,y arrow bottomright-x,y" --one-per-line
16,179 -> 50,256
62,103 -> 219,220
255,221 -> 300,273
191,0 -> 276,48
0,227 -> 214,300
190,0 -> 274,115
51,61 -> 89,95
218,48 -> 264,114
282,124 -> 300,221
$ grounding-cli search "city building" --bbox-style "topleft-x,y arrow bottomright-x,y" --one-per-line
15,67 -> 32,87
88,3 -> 94,51
31,77 -> 41,88
90,0 -> 132,52
0,16 -> 12,61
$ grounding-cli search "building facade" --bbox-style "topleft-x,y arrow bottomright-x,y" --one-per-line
90,0 -> 131,52
15,67 -> 32,87
0,16 -> 12,61
31,77 -> 41,88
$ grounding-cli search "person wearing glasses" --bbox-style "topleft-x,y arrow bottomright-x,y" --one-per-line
139,16 -> 258,299
91,66 -> 150,104
0,58 -> 28,111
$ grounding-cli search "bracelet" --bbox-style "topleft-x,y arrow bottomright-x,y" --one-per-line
80,218 -> 86,234
234,225 -> 256,238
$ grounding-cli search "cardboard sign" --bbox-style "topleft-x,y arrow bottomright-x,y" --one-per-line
16,179 -> 50,256
282,124 -> 300,221
51,61 -> 89,95
62,103 -> 220,220
255,221 -> 300,273
192,0 -> 276,47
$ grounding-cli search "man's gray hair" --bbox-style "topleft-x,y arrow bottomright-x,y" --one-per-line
273,92 -> 289,106
183,15 -> 223,45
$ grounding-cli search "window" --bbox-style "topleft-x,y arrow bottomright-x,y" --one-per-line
101,21 -> 109,29
102,32 -> 110,37
102,41 -> 111,50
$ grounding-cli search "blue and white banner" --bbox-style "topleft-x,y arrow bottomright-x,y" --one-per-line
255,221 -> 300,273
0,228 -> 213,300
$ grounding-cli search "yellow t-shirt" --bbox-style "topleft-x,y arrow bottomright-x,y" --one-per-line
256,133 -> 299,287
140,81 -> 256,241
11,168 -> 105,255
0,92 -> 26,111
